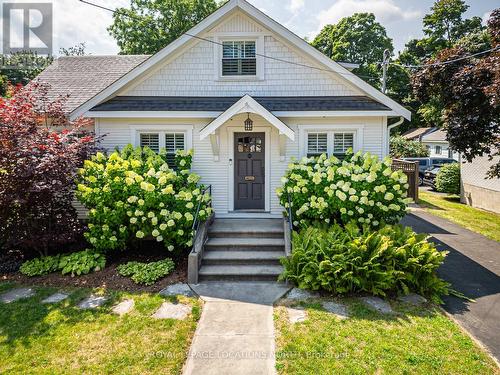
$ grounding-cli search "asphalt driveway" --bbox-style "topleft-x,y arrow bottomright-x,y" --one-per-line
402,209 -> 500,363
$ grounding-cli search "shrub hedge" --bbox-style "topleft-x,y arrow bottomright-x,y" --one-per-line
436,163 -> 460,194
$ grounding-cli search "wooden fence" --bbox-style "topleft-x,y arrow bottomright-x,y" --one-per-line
392,159 -> 419,203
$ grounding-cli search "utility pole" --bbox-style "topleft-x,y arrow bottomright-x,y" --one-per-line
381,49 -> 390,94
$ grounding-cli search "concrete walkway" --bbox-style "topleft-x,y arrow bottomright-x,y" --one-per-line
402,209 -> 500,362
184,282 -> 290,375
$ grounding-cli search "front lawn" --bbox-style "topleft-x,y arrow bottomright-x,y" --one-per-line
274,298 -> 498,374
0,283 -> 201,374
419,191 -> 500,242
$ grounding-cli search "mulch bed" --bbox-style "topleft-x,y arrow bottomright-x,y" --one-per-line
1,243 -> 188,293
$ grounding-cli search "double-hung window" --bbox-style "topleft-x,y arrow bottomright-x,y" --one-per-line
139,131 -> 186,167
222,41 -> 257,76
306,131 -> 355,159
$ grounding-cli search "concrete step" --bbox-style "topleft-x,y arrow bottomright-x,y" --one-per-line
209,219 -> 284,238
205,237 -> 285,252
198,264 -> 284,282
202,250 -> 284,265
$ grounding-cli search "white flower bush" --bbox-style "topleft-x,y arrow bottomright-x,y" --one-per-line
277,151 -> 411,228
77,145 -> 212,253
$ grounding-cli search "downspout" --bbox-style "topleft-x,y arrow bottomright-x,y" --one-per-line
387,116 -> 404,156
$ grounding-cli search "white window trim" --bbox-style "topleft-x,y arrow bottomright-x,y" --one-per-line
213,34 -> 265,81
298,125 -> 364,158
129,125 -> 193,151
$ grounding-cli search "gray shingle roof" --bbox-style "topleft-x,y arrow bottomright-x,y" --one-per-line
421,129 -> 448,142
34,55 -> 150,113
90,96 -> 391,112
401,127 -> 433,140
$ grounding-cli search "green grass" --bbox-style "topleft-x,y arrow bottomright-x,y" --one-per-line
274,299 -> 499,374
419,191 -> 500,242
0,283 -> 201,374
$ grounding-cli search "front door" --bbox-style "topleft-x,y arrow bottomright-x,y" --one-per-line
234,133 -> 265,210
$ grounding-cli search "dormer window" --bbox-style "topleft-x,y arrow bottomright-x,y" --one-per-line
222,41 -> 257,76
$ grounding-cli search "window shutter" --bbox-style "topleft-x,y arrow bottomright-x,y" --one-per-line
165,133 -> 185,167
333,133 -> 354,157
222,41 -> 257,76
140,133 -> 159,152
307,133 -> 327,157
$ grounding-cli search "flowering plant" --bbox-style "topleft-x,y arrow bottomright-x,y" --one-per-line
277,151 -> 411,228
77,145 -> 212,253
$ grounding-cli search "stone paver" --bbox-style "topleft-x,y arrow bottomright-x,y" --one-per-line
398,293 -> 428,305
152,302 -> 192,320
112,299 -> 134,316
159,283 -> 195,297
360,296 -> 394,314
287,306 -> 307,324
322,301 -> 350,320
77,295 -> 108,309
284,288 -> 319,301
42,292 -> 69,304
0,287 -> 35,303
184,282 -> 291,375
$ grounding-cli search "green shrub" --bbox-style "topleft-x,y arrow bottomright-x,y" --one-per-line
117,259 -> 175,285
436,163 -> 460,194
281,223 -> 449,302
19,250 -> 105,277
59,250 -> 106,276
390,135 -> 430,158
77,146 -> 212,253
277,151 -> 411,228
19,255 -> 61,276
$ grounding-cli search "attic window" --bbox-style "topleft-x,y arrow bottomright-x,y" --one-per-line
222,41 -> 257,76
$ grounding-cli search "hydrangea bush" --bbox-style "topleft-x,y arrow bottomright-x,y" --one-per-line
77,146 -> 212,253
277,151 -> 411,228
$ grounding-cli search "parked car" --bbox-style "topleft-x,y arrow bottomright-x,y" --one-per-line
402,157 -> 456,185
423,166 -> 441,189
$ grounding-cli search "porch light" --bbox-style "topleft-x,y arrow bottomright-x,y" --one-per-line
244,113 -> 253,131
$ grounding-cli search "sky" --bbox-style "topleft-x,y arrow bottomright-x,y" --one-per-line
1,0 -> 498,56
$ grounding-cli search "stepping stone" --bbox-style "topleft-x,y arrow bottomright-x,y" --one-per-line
360,296 -> 394,314
286,306 -> 307,324
0,287 -> 35,303
42,292 -> 69,304
322,301 -> 349,320
78,295 -> 108,309
159,283 -> 195,297
152,302 -> 192,320
284,288 -> 319,301
112,299 -> 134,316
398,293 -> 428,305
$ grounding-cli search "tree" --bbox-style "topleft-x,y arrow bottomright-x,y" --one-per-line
311,13 -> 393,88
60,42 -> 87,56
108,0 -> 219,55
413,9 -> 500,178
0,83 -> 99,256
390,136 -> 430,158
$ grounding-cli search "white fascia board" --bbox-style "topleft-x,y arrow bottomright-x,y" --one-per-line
199,94 -> 295,140
274,110 -> 398,118
87,111 -> 222,119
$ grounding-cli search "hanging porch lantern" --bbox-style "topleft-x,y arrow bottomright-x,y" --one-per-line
244,112 -> 253,131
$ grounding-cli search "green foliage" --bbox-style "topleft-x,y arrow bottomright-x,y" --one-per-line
390,135 -> 430,158
311,13 -> 393,88
277,151 -> 411,228
108,0 -> 218,55
117,259 -> 175,285
436,163 -> 460,194
77,146 -> 212,253
59,250 -> 106,276
19,255 -> 61,276
281,223 -> 450,302
19,250 -> 105,277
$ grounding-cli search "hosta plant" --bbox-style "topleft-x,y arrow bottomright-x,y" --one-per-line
19,255 -> 61,277
77,145 -> 212,253
117,259 -> 175,285
281,223 -> 450,303
277,151 -> 411,228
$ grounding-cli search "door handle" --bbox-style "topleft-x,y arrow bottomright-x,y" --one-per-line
245,176 -> 255,181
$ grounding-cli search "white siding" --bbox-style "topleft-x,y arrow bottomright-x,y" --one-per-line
97,116 -> 386,215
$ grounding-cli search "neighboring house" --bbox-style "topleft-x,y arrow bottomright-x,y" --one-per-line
461,152 -> 500,214
402,127 -> 459,160
36,0 -> 410,218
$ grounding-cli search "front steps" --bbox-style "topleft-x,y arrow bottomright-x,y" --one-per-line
198,219 -> 286,282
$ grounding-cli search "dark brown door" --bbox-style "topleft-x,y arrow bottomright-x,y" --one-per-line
234,133 -> 265,210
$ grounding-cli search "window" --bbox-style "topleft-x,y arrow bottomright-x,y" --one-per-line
139,131 -> 186,167
435,145 -> 442,155
140,133 -> 160,152
307,133 -> 327,157
306,132 -> 355,158
222,41 -> 256,76
165,133 -> 185,166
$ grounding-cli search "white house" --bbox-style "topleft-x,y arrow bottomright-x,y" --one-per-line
402,127 -> 459,160
37,0 -> 410,218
